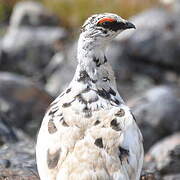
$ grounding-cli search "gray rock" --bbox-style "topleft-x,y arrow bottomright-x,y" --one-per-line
10,1 -> 59,28
163,174 -> 180,180
2,27 -> 67,54
120,7 -> 180,67
145,133 -> 180,176
0,72 -> 53,136
172,0 -> 180,13
0,129 -> 38,179
0,1 -> 67,80
0,170 -> 39,180
45,41 -> 77,96
160,0 -> 180,14
0,113 -> 18,145
1,26 -> 67,79
129,86 -> 180,151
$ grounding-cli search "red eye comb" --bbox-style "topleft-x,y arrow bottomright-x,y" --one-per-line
98,18 -> 116,24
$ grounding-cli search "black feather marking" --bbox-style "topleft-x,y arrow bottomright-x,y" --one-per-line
47,148 -> 61,169
77,94 -> 87,105
50,101 -> 58,107
57,113 -> 63,117
62,120 -> 69,127
94,120 -> 100,125
48,108 -> 58,116
119,147 -> 129,164
109,88 -> 116,96
66,88 -> 71,93
51,106 -> 59,111
77,70 -> 90,82
77,69 -> 97,84
60,116 -> 64,121
100,103 -> 104,109
48,110 -> 54,116
93,57 -> 101,67
93,55 -> 107,67
48,120 -> 57,134
104,56 -> 107,63
115,109 -> 125,117
62,98 -> 75,108
97,89 -> 111,99
83,106 -> 92,118
91,79 -> 97,83
59,92 -> 65,98
115,99 -> 120,105
131,111 -> 137,122
110,118 -> 121,131
62,102 -> 71,108
94,138 -> 103,148
111,98 -> 120,105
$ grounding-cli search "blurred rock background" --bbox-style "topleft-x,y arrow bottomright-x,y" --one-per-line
0,0 -> 180,179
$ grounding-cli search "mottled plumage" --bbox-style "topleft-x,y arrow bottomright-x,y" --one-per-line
36,13 -> 144,180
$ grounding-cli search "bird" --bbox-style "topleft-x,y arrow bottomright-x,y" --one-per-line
36,13 -> 144,180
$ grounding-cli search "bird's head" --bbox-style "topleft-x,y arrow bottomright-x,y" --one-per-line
80,13 -> 135,44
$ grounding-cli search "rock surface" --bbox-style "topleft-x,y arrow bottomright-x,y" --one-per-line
145,133 -> 180,177
0,113 -> 18,145
163,174 -> 180,180
45,41 -> 77,96
115,7 -> 180,70
0,1 -> 68,80
10,1 -> 59,28
0,72 -> 53,136
129,86 -> 180,151
0,129 -> 38,180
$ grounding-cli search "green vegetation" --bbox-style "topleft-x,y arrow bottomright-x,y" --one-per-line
0,0 -> 17,23
0,0 -> 158,28
41,0 -> 158,28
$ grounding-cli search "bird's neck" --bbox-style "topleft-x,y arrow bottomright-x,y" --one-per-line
72,34 -> 118,92
76,34 -> 108,77
77,34 -> 106,63
68,34 -> 124,106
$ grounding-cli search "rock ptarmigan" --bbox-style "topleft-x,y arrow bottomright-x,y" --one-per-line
36,13 -> 144,180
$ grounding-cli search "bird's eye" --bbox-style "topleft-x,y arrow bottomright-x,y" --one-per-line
102,21 -> 109,26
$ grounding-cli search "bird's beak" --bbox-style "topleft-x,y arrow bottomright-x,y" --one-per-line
123,21 -> 136,29
113,20 -> 136,31
119,20 -> 136,30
